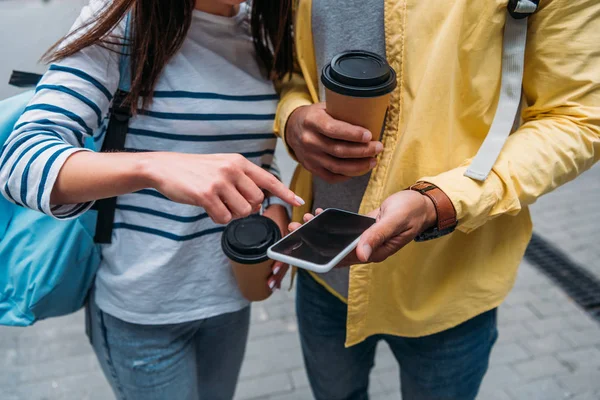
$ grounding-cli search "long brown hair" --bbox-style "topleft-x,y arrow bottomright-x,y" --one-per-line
43,0 -> 293,112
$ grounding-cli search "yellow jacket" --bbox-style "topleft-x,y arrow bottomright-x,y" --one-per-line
275,0 -> 600,346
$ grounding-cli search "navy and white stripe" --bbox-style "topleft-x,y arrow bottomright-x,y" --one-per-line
0,0 -> 283,325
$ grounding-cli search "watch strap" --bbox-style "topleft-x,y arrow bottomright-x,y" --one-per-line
409,182 -> 457,240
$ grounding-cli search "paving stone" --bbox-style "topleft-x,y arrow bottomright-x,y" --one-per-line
260,294 -> 294,313
4,333 -> 92,368
524,316 -> 573,336
9,312 -> 86,344
527,298 -> 578,319
0,330 -> 18,351
82,384 -> 117,400
513,356 -> 571,381
507,378 -> 573,400
374,367 -> 400,394
481,365 -> 522,388
564,315 -> 600,332
561,329 -> 600,348
556,347 -> 600,370
476,388 -> 512,400
64,379 -> 115,400
498,304 -> 540,324
557,370 -> 600,395
249,318 -> 298,340
245,332 -> 301,358
266,387 -> 314,400
236,372 -> 293,400
512,275 -> 550,291
375,343 -> 399,370
520,333 -> 573,356
0,353 -> 102,388
251,304 -> 270,323
489,343 -> 532,366
262,302 -> 296,321
239,349 -> 304,379
4,370 -> 109,400
369,376 -> 388,398
529,284 -> 567,302
503,290 -> 541,307
496,322 -> 535,345
289,368 -> 310,390
370,392 -> 400,400
568,391 -> 600,400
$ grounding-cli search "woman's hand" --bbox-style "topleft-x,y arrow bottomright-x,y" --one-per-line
263,204 -> 290,290
142,153 -> 303,224
288,190 -> 437,267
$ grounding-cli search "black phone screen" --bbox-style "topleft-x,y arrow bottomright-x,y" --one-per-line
270,209 -> 376,266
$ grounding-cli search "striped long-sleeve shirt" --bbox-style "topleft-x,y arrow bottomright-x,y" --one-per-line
0,1 -> 283,324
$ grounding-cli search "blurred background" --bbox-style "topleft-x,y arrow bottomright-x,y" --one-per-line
1,1 -> 599,399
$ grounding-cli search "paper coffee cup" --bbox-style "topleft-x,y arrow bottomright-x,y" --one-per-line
221,215 -> 282,302
322,51 -> 397,140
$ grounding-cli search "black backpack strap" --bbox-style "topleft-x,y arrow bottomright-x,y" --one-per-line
92,11 -> 134,244
92,89 -> 131,244
9,71 -> 43,88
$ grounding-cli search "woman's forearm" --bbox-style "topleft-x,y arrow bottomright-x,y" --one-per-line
50,151 -> 154,206
49,150 -> 302,224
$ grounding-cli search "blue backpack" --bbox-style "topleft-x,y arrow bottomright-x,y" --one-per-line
0,52 -> 132,326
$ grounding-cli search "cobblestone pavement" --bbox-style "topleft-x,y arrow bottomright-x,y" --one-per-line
1,1 -> 599,399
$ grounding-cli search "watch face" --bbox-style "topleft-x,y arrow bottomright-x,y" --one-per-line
415,225 -> 456,242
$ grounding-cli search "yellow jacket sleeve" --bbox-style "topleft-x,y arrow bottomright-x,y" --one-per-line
273,71 -> 314,161
422,0 -> 600,234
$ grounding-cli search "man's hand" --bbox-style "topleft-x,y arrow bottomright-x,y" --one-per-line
285,103 -> 384,183
288,191 -> 437,267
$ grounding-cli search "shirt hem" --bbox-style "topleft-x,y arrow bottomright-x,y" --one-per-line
344,296 -> 506,347
95,295 -> 250,325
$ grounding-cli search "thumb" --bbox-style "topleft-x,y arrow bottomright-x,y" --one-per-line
356,219 -> 394,263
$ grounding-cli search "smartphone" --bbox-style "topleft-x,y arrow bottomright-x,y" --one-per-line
267,208 -> 376,273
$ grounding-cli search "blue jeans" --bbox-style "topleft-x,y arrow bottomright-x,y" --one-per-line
296,270 -> 498,400
86,296 -> 249,400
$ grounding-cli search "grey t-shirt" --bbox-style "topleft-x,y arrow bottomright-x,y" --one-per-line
312,0 -> 385,298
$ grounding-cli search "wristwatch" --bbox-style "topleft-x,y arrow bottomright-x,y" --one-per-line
409,182 -> 458,242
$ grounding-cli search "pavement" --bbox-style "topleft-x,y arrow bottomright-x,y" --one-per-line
1,1 -> 599,399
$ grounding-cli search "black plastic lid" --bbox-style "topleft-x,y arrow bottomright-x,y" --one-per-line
221,215 -> 281,265
321,50 -> 397,98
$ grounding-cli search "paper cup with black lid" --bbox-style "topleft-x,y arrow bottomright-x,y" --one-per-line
322,50 -> 397,140
222,214 -> 282,302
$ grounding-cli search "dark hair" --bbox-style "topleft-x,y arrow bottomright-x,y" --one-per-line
43,0 -> 293,112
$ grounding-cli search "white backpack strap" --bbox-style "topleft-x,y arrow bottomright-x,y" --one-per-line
464,0 -> 539,181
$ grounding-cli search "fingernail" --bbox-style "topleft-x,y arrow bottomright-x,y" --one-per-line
268,280 -> 276,290
375,142 -> 384,154
370,159 -> 377,169
363,131 -> 372,142
295,195 -> 305,206
273,266 -> 281,275
363,244 -> 372,261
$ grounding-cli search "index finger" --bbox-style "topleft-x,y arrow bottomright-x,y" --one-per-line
244,163 -> 304,207
310,110 -> 372,143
